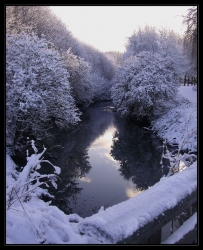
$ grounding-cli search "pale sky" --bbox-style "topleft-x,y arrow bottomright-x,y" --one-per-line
50,5 -> 192,53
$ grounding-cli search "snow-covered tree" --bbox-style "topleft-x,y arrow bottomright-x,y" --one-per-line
88,73 -> 112,102
6,32 -> 81,149
6,6 -> 115,106
79,43 -> 115,102
123,26 -> 159,59
6,6 -> 84,58
6,6 -> 36,35
80,42 -> 115,81
62,49 -> 93,107
105,51 -> 123,68
158,28 -> 189,78
111,51 -> 180,123
182,6 -> 197,75
123,26 -> 189,79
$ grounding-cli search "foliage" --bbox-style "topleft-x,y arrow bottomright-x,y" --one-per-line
6,32 -> 81,149
158,28 -> 189,77
124,26 -> 159,58
80,43 -> 115,81
111,51 -> 180,123
62,49 -> 93,107
105,51 -> 123,67
123,26 -> 189,77
6,6 -> 116,111
6,6 -> 77,54
112,26 -> 191,123
79,43 -> 115,102
89,73 -> 113,102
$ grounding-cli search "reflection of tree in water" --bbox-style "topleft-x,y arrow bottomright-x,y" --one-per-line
110,116 -> 168,191
39,101 -> 116,215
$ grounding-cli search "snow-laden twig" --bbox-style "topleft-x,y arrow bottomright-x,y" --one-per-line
160,111 -> 197,177
7,140 -> 61,206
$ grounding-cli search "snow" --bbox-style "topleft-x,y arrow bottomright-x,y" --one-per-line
178,86 -> 197,104
151,86 -> 197,152
161,212 -> 197,244
5,86 -> 197,245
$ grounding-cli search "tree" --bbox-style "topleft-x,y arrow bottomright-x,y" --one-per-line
123,26 -> 159,59
105,51 -> 123,68
182,6 -> 197,74
6,6 -> 115,106
6,6 -> 82,56
6,6 -> 35,35
62,49 -> 93,107
111,51 -> 180,123
158,28 -> 190,78
6,32 -> 81,149
123,26 -> 188,78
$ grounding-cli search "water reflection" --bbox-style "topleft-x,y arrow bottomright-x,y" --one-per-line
111,116 -> 169,190
126,185 -> 143,198
42,102 -> 118,216
40,101 -> 167,218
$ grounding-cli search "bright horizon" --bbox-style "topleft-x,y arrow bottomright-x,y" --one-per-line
50,5 -> 192,53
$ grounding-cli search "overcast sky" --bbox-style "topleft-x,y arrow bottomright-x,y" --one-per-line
50,5 -> 192,53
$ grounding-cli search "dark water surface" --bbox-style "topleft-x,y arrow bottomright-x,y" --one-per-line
42,101 -> 168,218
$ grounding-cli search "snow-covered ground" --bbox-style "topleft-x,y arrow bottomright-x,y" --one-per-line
5,86 -> 197,245
178,86 -> 197,104
151,86 -> 197,152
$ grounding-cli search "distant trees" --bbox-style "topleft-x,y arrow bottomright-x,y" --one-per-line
6,32 -> 81,149
80,43 -> 115,101
105,51 -> 123,68
62,49 -> 93,107
6,6 -> 36,34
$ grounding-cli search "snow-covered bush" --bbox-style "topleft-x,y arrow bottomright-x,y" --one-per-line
6,140 -> 61,208
6,32 -> 81,148
160,138 -> 197,177
111,51 -> 180,123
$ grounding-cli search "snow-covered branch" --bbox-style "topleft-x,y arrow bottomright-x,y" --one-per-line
7,140 -> 61,207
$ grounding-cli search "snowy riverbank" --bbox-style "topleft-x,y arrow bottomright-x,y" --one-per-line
151,86 -> 197,152
6,86 -> 197,244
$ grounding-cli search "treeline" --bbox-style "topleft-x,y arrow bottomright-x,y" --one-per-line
6,6 -> 117,153
6,5 -> 197,155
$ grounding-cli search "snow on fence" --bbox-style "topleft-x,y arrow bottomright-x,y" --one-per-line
78,163 -> 197,244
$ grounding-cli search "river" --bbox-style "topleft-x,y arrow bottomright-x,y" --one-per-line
40,101 -> 169,218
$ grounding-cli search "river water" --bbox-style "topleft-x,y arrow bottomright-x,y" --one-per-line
41,101 -> 169,218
